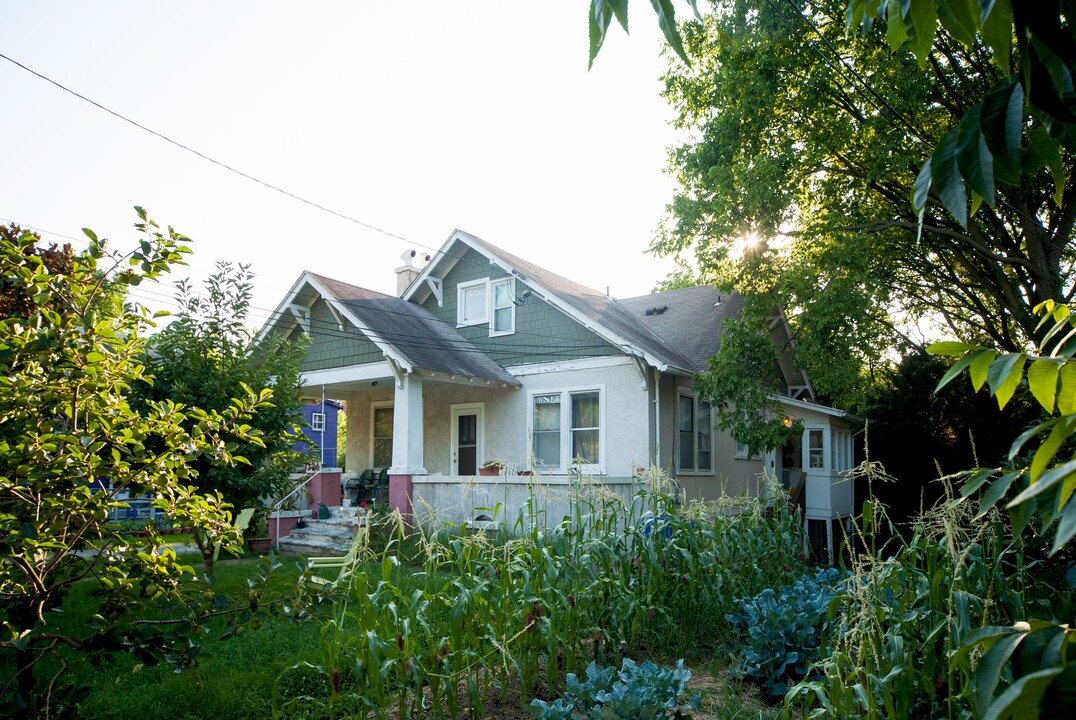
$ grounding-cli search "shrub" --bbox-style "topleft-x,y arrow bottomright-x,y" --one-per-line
726,567 -> 844,698
529,658 -> 701,720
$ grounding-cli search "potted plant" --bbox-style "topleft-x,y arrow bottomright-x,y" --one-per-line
245,512 -> 272,553
478,460 -> 504,477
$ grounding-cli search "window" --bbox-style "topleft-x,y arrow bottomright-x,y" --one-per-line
678,394 -> 713,471
532,394 -> 561,468
372,405 -> 394,468
808,429 -> 825,469
310,412 -> 325,431
530,389 -> 602,471
457,280 -> 488,326
570,391 -> 599,463
735,440 -> 750,459
490,279 -> 514,335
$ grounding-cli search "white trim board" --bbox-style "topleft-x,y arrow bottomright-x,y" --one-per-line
506,355 -> 635,376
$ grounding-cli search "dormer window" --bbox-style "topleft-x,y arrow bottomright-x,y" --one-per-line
490,279 -> 515,335
457,277 -> 516,336
457,280 -> 488,326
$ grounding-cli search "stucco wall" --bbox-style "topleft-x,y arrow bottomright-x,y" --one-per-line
412,475 -> 640,530
666,374 -> 768,502
341,359 -> 650,479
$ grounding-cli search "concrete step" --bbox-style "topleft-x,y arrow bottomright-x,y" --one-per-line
287,524 -> 357,543
278,534 -> 356,556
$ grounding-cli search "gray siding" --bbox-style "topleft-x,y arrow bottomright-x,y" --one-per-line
300,298 -> 384,371
421,248 -> 620,367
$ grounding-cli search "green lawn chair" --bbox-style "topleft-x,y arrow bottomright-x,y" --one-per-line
213,507 -> 257,562
306,525 -> 368,587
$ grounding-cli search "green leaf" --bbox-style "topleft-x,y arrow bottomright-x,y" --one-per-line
907,0 -> 940,64
978,471 -> 1017,515
957,106 -> 995,204
970,349 -> 998,391
983,666 -> 1062,720
928,340 -> 982,356
980,77 -> 1024,185
1053,501 -> 1076,553
1058,364 -> 1076,414
986,353 -> 1025,408
886,0 -> 910,47
979,0 -> 1012,71
931,127 -> 969,227
1026,127 -> 1066,207
649,0 -> 688,64
975,630 -> 1025,717
1027,358 -> 1061,413
588,1 -> 615,69
1030,418 -> 1072,482
1010,458 -> 1076,506
938,0 -> 980,48
936,349 -> 987,391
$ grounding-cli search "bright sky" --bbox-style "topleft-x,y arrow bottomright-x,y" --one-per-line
1,1 -> 683,328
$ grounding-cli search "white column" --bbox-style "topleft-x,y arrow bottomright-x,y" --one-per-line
389,372 -> 427,475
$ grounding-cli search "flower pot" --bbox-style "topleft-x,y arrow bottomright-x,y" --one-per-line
478,467 -> 499,476
247,537 -> 272,553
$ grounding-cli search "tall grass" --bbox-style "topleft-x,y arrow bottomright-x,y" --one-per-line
285,470 -> 806,718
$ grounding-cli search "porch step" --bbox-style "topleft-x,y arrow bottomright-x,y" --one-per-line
278,514 -> 363,556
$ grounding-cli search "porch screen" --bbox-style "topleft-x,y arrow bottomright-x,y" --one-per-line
532,394 -> 560,467
570,391 -> 599,464
373,406 -> 393,468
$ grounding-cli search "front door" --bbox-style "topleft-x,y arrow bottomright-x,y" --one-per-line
450,403 -> 484,476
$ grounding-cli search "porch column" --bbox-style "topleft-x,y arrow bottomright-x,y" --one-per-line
388,372 -> 426,519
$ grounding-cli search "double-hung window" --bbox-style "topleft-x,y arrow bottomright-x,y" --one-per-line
491,278 -> 514,335
372,404 -> 394,469
310,412 -> 326,431
530,389 -> 602,471
678,394 -> 713,472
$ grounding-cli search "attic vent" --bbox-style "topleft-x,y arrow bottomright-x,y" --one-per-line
644,306 -> 668,316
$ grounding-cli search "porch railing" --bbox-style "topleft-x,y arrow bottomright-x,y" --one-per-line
272,465 -> 321,551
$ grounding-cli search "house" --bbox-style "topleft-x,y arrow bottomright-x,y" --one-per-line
293,398 -> 342,467
261,230 -> 856,560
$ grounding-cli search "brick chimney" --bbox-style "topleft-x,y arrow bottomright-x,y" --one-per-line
395,249 -> 431,296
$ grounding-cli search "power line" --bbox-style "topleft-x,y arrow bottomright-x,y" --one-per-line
0,52 -> 414,248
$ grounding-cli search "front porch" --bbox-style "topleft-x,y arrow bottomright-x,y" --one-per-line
304,361 -> 528,519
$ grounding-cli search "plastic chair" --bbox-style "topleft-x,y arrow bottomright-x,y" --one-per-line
306,526 -> 368,587
214,507 -> 257,562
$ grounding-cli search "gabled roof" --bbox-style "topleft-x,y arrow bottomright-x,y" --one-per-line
405,230 -> 698,375
619,286 -> 744,374
621,286 -> 814,400
261,271 -> 519,387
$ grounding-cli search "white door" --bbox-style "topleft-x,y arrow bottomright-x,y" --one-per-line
450,403 -> 484,476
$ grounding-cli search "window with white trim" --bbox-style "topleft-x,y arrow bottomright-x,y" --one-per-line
530,389 -> 602,471
490,278 -> 515,335
372,405 -> 394,469
807,428 -> 825,469
310,412 -> 326,431
532,393 -> 561,468
678,394 -> 713,471
457,279 -> 488,326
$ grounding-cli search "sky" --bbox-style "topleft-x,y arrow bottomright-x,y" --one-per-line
0,1 -> 685,329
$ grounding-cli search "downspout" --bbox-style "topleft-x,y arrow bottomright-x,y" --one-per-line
653,367 -> 661,470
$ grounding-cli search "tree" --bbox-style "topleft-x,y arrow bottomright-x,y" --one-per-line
138,262 -> 307,572
0,215 -> 273,713
588,1 -> 1073,440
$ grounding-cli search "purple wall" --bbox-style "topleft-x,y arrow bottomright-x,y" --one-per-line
294,399 -> 342,467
